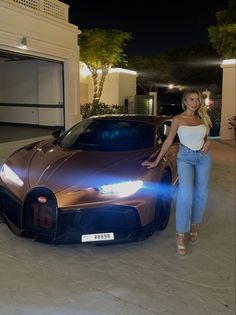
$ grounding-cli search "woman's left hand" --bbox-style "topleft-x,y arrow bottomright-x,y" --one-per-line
201,140 -> 211,154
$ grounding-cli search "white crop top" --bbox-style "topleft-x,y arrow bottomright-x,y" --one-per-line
177,124 -> 206,151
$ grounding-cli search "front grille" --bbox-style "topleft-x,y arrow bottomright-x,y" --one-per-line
21,187 -> 58,240
1,185 -> 142,244
56,205 -> 142,243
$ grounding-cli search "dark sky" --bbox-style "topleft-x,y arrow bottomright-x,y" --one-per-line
61,0 -> 229,56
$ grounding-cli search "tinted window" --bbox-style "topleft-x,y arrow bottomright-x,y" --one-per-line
59,119 -> 155,151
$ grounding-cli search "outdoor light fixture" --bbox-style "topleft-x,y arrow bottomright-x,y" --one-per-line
20,36 -> 28,49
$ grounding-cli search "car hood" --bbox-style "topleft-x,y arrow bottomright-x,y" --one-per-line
20,140 -> 151,193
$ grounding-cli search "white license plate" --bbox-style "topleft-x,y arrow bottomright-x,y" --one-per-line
81,232 -> 115,243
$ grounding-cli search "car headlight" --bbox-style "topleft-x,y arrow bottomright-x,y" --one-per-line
0,164 -> 24,187
98,180 -> 143,197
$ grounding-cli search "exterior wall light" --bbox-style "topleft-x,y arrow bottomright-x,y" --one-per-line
20,36 -> 28,49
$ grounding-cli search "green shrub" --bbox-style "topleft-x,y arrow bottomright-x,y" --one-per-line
80,103 -> 127,119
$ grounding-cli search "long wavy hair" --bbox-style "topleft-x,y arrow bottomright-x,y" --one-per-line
181,88 -> 212,134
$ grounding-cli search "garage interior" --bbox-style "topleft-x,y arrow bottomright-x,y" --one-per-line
0,50 -> 65,142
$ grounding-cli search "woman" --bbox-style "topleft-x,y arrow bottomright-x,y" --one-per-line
142,88 -> 212,256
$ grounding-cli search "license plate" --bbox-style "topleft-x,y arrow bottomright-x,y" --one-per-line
81,232 -> 114,243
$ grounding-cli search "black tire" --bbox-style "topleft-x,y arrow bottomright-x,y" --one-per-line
155,170 -> 172,231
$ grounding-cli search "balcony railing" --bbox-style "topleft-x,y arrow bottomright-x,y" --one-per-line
5,0 -> 68,21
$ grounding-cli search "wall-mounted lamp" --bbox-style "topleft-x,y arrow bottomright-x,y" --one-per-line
20,36 -> 28,49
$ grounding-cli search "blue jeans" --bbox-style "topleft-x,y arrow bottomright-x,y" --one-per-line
176,145 -> 212,233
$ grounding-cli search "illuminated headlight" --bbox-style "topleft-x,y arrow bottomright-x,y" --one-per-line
0,164 -> 24,187
98,180 -> 143,197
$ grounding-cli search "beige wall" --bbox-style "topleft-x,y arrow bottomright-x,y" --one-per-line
220,59 -> 236,140
0,0 -> 81,129
80,82 -> 89,105
80,66 -> 137,106
99,72 -> 120,105
118,72 -> 137,105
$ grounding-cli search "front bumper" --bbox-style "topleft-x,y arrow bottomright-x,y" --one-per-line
0,186 -> 143,244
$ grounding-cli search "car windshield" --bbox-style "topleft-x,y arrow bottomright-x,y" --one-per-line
59,119 -> 155,151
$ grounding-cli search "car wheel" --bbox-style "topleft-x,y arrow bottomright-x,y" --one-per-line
155,170 -> 172,231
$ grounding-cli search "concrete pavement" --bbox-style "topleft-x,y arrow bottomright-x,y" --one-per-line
0,124 -> 53,144
0,137 -> 235,315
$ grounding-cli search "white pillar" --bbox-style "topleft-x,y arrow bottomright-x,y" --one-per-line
220,59 -> 236,140
149,92 -> 157,115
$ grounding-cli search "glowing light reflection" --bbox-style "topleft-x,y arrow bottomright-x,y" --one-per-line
0,164 -> 24,187
99,180 -> 143,197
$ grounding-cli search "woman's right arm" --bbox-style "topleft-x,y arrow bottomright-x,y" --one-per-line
141,117 -> 179,169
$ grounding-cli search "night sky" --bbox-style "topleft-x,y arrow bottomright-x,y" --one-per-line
61,0 -> 229,56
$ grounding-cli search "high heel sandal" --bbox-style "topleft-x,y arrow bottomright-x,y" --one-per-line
190,224 -> 198,242
176,233 -> 186,256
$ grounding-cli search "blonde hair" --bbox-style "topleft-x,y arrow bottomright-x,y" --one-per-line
181,88 -> 212,134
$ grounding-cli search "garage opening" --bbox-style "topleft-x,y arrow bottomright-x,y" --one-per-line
0,50 -> 65,142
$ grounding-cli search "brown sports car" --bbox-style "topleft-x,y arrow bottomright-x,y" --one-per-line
0,115 -> 178,244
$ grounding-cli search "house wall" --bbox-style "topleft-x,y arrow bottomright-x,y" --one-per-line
80,67 -> 137,106
99,72 -> 120,105
79,82 -> 89,105
118,71 -> 137,105
79,62 -> 90,104
0,0 -> 80,129
220,59 -> 236,140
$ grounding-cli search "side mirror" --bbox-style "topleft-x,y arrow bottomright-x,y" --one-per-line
52,128 -> 62,139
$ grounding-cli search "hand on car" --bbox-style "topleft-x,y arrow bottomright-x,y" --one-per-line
141,160 -> 158,169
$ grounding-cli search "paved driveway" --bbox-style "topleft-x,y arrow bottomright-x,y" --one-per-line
0,124 -> 52,143
0,138 -> 235,315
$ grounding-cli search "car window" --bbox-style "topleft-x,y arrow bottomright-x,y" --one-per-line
59,119 -> 155,151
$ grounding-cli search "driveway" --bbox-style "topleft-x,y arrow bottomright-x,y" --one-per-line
0,138 -> 235,315
0,124 -> 53,143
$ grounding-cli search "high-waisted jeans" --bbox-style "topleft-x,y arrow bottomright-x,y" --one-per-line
176,145 -> 212,233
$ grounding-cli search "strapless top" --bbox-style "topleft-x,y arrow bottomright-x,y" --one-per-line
177,124 -> 206,151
